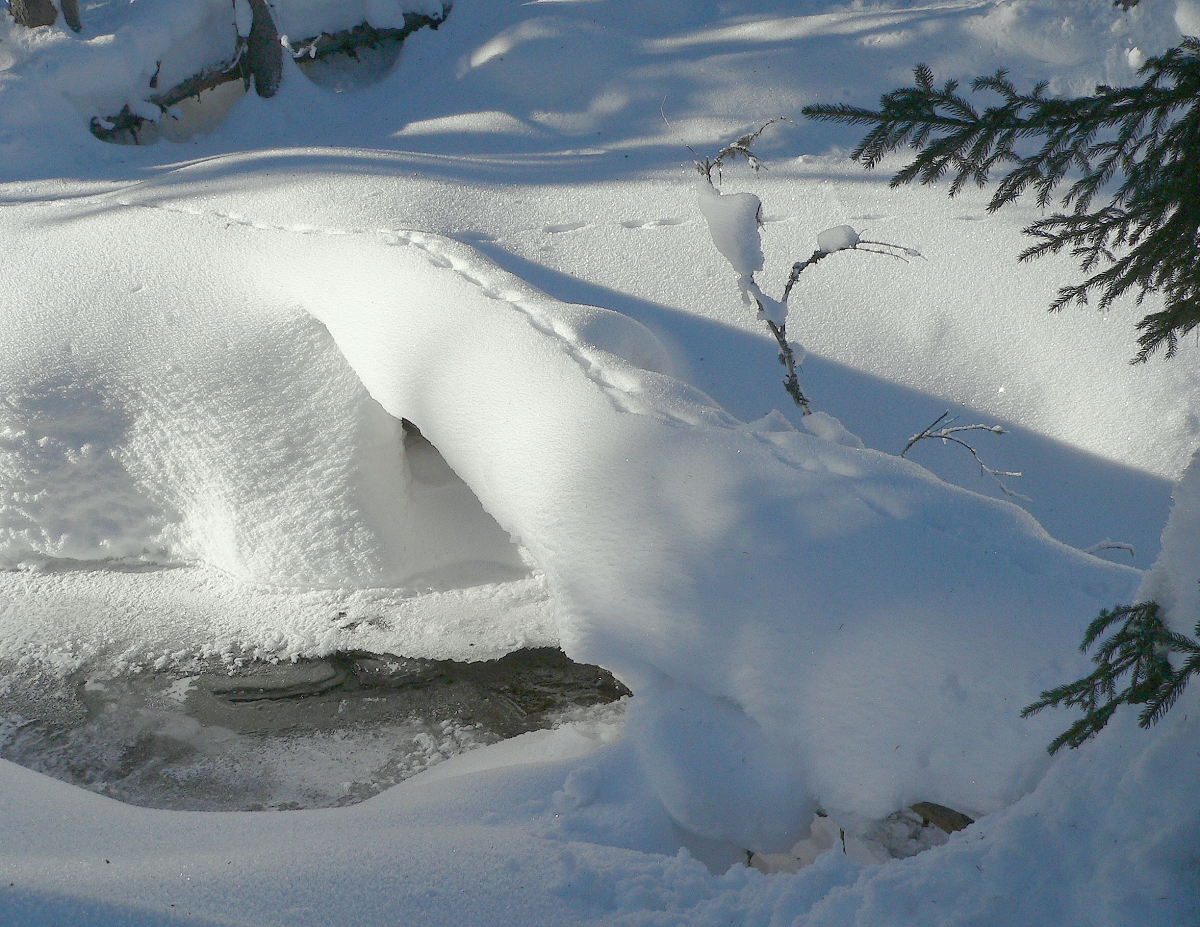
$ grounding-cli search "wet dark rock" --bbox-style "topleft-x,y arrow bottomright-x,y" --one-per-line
909,801 -> 975,833
245,0 -> 282,98
206,659 -> 347,701
59,0 -> 79,32
9,0 -> 58,29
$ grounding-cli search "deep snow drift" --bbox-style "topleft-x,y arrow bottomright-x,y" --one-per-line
1,0 -> 1198,924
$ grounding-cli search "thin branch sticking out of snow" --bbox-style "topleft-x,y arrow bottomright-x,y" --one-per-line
765,318 -> 810,413
1084,539 -> 1136,558
694,118 -> 787,186
695,124 -> 920,415
901,411 -> 1027,500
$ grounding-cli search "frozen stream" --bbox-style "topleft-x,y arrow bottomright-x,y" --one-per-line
0,648 -> 629,811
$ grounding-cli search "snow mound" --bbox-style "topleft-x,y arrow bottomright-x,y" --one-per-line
0,188 -> 1139,847
1137,445 -> 1200,634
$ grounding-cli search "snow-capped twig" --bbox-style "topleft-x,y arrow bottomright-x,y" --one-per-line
694,124 -> 918,415
766,234 -> 919,409
780,250 -> 831,304
1084,539 -> 1136,558
779,237 -> 920,305
694,119 -> 786,186
764,319 -> 810,413
901,411 -> 1027,499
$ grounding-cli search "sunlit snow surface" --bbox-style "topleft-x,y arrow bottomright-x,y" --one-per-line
1,0 -> 1199,924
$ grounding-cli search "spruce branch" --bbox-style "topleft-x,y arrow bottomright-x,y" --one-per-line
900,411 -> 1024,498
1021,601 -> 1200,754
803,39 -> 1200,361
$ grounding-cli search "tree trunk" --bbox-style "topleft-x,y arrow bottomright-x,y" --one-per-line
8,0 -> 58,28
245,0 -> 282,98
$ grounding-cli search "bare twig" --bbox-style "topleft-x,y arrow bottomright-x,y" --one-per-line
859,238 -> 924,259
781,250 -> 831,305
780,238 -> 919,306
901,411 -> 1026,498
768,237 -> 919,411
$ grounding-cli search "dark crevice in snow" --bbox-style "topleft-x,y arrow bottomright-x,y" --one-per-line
0,647 -> 629,812
397,417 -> 536,589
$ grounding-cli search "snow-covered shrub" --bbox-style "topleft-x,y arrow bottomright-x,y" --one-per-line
695,124 -> 917,413
3,0 -> 451,144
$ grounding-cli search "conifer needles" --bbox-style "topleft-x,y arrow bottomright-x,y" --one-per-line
1020,602 -> 1200,754
803,39 -> 1200,361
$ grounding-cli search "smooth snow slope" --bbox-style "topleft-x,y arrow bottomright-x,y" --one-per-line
2,0 -> 1199,924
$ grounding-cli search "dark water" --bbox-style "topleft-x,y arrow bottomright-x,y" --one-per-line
0,648 -> 629,811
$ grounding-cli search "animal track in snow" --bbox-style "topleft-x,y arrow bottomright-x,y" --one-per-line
114,203 -> 683,426
618,217 -> 685,229
544,221 -> 589,234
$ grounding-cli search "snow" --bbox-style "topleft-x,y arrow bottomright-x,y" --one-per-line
2,0 -> 1199,924
800,410 -> 865,449
697,182 -> 765,279
815,224 -> 859,255
1178,0 -> 1200,38
232,0 -> 253,39
1137,446 -> 1200,636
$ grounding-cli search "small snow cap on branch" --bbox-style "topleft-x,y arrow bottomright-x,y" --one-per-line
813,224 -> 923,260
697,180 -> 765,279
816,225 -> 860,254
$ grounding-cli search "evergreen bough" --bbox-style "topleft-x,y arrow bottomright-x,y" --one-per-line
805,47 -> 1200,748
803,39 -> 1200,361
1020,602 -> 1200,753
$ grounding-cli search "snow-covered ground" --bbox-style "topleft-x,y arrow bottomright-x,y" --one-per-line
1,1 -> 1198,923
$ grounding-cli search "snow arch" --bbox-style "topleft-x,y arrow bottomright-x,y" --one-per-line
0,199 -> 1140,850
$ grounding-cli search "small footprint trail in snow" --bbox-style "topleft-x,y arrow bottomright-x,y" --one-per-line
113,194 -> 689,425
